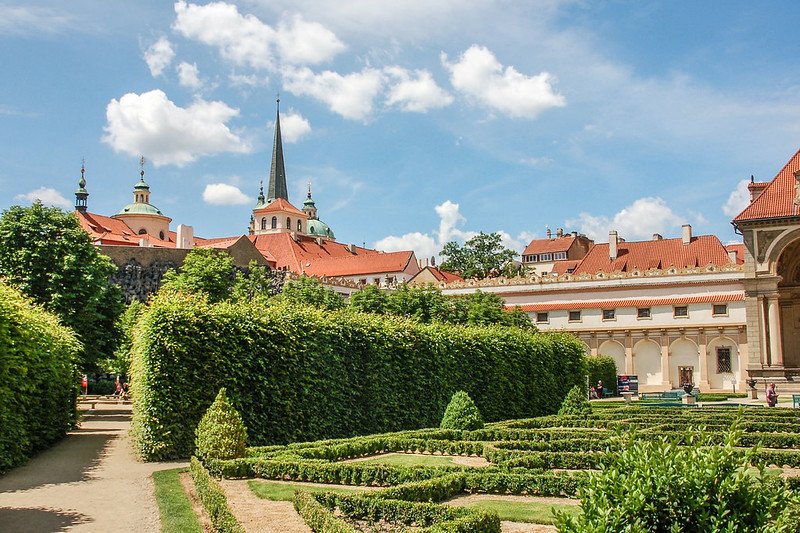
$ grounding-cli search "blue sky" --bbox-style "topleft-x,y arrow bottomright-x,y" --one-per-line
2,1 -> 800,260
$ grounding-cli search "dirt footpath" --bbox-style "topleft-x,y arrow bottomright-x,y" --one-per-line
0,402 -> 185,532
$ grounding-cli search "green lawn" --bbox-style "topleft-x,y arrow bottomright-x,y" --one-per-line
454,498 -> 582,524
152,468 -> 202,533
350,453 -> 465,467
248,479 -> 369,501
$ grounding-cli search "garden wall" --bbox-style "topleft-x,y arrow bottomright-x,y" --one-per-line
131,293 -> 585,460
0,281 -> 81,473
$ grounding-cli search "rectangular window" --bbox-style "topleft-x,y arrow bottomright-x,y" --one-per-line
674,306 -> 688,318
602,309 -> 615,320
553,251 -> 567,260
568,310 -> 581,322
637,307 -> 651,319
536,312 -> 548,323
713,304 -> 728,316
716,347 -> 732,373
540,253 -> 552,261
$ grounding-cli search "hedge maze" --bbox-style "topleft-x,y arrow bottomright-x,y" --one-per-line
195,405 -> 800,532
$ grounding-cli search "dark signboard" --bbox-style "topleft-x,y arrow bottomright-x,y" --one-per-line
617,375 -> 639,396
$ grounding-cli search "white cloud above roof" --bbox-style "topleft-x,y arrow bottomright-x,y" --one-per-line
102,89 -> 250,167
722,178 -> 751,217
15,187 -> 71,209
144,36 -> 175,77
443,45 -> 566,119
276,110 -> 312,143
275,14 -> 345,65
384,67 -> 453,112
566,197 -> 686,241
202,183 -> 251,205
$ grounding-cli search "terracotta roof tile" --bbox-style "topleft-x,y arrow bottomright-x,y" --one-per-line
573,235 -> 733,275
304,250 -> 418,277
512,292 -> 743,312
523,236 -> 576,255
734,148 -> 800,222
253,198 -> 306,217
551,260 -> 581,275
724,243 -> 745,265
75,211 -> 176,247
248,233 -> 379,273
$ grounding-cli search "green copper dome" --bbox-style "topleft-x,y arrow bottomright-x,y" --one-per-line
116,202 -> 163,216
307,218 -> 334,238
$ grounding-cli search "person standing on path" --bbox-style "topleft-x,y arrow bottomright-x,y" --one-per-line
766,383 -> 778,407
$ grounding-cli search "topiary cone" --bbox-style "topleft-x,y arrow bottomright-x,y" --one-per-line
440,390 -> 485,431
195,388 -> 248,461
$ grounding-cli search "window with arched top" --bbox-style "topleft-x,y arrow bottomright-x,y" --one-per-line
138,228 -> 146,235
297,220 -> 302,231
261,217 -> 266,230
286,217 -> 291,229
310,227 -> 316,234
159,231 -> 165,240
271,216 -> 277,229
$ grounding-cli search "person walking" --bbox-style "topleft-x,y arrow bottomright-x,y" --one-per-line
766,383 -> 778,407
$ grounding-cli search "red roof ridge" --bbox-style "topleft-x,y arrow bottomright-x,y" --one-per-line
734,147 -> 800,222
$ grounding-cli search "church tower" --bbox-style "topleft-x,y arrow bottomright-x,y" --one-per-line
267,98 -> 288,203
112,157 -> 172,242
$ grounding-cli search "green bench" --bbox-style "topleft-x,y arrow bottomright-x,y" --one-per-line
640,391 -> 684,401
793,394 -> 800,408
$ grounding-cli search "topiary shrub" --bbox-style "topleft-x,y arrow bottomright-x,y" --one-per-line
440,391 -> 484,431
195,388 -> 248,461
555,426 -> 800,532
558,385 -> 591,417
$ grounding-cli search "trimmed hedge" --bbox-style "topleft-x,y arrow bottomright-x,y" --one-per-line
189,456 -> 244,533
131,295 -> 585,459
0,281 -> 81,474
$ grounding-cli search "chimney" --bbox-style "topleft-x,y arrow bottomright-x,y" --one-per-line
431,256 -> 436,267
571,231 -> 577,238
609,231 -> 618,260
347,243 -> 356,253
682,224 -> 692,245
138,236 -> 151,248
556,228 -> 564,238
315,237 -> 323,246
652,233 -> 662,241
728,249 -> 738,263
176,224 -> 194,249
546,227 -> 552,239
748,175 -> 768,202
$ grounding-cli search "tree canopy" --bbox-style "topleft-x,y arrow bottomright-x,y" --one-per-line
0,202 -> 123,372
280,275 -> 345,310
439,232 -> 517,279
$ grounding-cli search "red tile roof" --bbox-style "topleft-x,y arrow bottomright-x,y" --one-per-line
248,233 -> 380,273
523,236 -> 576,255
724,243 -> 745,265
734,148 -> 800,222
512,292 -> 744,312
573,235 -> 733,274
254,198 -> 306,217
75,211 -> 175,247
412,265 -> 464,283
304,250 -> 419,277
551,260 -> 581,275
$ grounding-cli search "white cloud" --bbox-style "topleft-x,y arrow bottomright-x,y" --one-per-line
15,187 -> 71,209
0,5 -> 72,36
102,89 -> 250,167
722,178 -> 752,217
435,200 -> 474,244
202,183 -> 251,205
177,61 -> 202,89
566,197 -> 686,241
443,45 -> 566,118
375,232 -> 439,261
228,72 -> 269,87
144,36 -> 175,77
384,67 -> 453,112
275,14 -> 345,64
173,0 -> 276,70
275,110 -> 311,143
282,66 -> 383,121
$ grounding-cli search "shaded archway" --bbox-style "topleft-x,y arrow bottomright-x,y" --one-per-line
776,238 -> 800,368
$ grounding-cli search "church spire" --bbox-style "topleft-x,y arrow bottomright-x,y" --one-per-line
267,97 -> 288,202
75,159 -> 89,213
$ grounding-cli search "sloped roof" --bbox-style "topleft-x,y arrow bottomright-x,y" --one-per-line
512,292 -> 744,312
248,233 -> 380,273
409,265 -> 464,283
253,198 -> 306,217
551,260 -> 581,275
75,211 -> 205,248
523,235 -> 576,255
724,243 -> 745,265
734,148 -> 800,222
304,250 -> 418,277
573,235 -> 733,275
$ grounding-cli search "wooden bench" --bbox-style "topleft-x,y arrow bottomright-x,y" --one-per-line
793,394 -> 800,409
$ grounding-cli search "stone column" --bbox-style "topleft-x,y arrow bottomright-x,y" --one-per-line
697,332 -> 710,391
660,333 -> 671,388
759,295 -> 770,366
625,334 -> 634,375
767,294 -> 784,367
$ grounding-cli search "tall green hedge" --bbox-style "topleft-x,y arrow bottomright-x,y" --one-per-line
0,280 -> 81,473
587,355 -> 618,396
131,293 -> 585,460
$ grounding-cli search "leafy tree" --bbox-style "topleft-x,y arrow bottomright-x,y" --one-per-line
439,232 -> 517,279
387,283 -> 448,322
504,306 -> 535,330
555,425 -> 800,532
558,385 -> 591,416
463,291 -> 506,326
0,203 -> 123,372
232,260 -> 274,303
348,283 -> 389,314
195,388 -> 248,461
102,300 -> 146,375
586,355 -> 618,396
440,390 -> 484,431
280,275 -> 345,310
161,249 -> 236,303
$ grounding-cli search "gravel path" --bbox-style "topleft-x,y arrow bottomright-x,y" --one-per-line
0,402 -> 186,532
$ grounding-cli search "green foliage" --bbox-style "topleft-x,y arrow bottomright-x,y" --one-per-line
195,388 -> 248,461
387,283 -> 447,322
555,427 -> 800,532
131,294 -> 585,459
586,355 -> 618,396
190,457 -> 245,533
558,385 -> 592,417
153,468 -> 203,533
161,249 -> 236,303
441,391 -> 485,431
280,275 -> 345,310
439,232 -> 517,279
103,300 -> 145,375
348,283 -> 389,314
0,203 -> 123,372
0,280 -> 81,473
232,260 -> 274,303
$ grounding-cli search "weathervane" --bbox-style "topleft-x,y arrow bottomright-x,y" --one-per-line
139,156 -> 146,178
